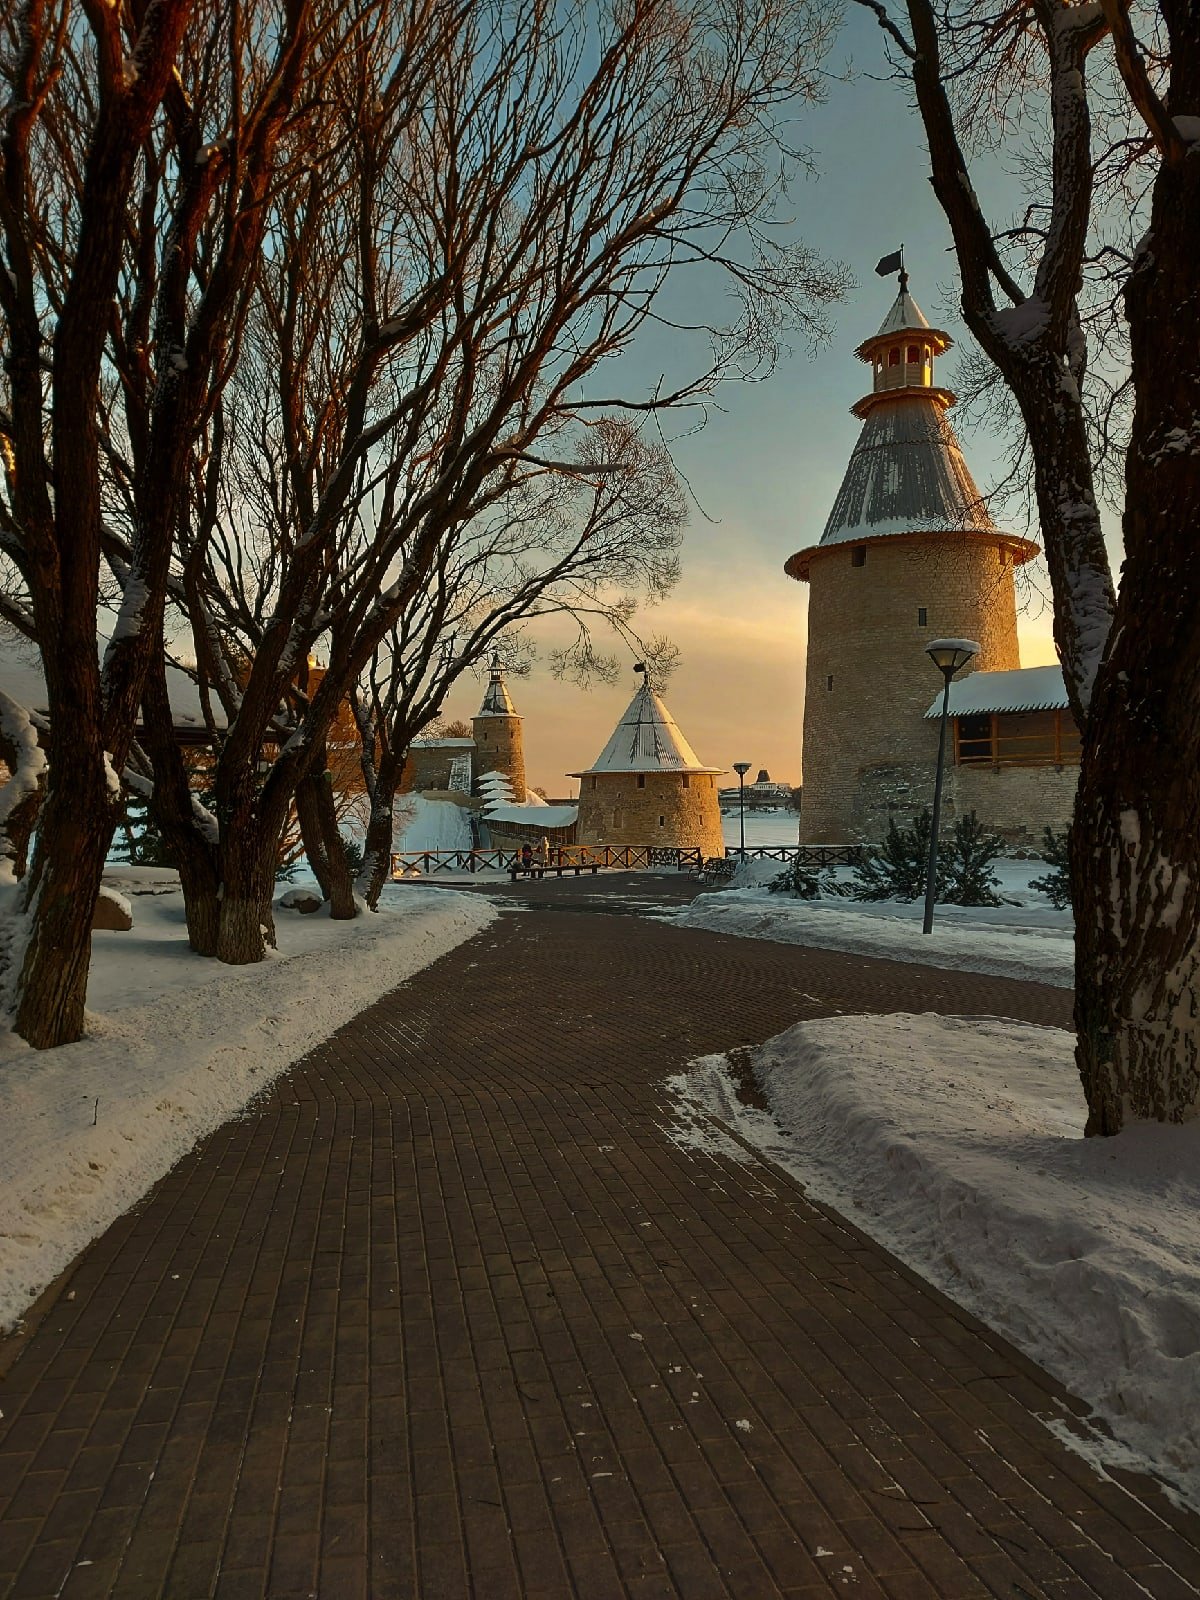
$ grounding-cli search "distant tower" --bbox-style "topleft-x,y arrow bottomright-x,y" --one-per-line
570,673 -> 724,857
472,653 -> 527,803
786,275 -> 1038,842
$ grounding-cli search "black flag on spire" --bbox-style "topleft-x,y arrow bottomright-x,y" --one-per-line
875,249 -> 904,277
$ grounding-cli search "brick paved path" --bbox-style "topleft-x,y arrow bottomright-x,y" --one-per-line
2,894 -> 1199,1599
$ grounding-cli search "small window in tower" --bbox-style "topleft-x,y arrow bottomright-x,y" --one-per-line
590,776 -> 596,790
637,774 -> 645,788
682,774 -> 690,789
888,347 -> 901,366
907,344 -> 920,364
659,815 -> 665,826
918,606 -> 928,627
827,674 -> 834,691
851,545 -> 867,567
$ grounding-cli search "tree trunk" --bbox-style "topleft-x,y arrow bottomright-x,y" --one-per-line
15,746 -> 114,1048
297,740 -> 356,919
140,660 -> 222,955
295,770 -> 334,901
359,747 -> 404,910
1072,112 -> 1200,1132
216,817 -> 280,964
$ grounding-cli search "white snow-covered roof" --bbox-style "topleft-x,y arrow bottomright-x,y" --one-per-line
925,665 -> 1071,718
870,288 -> 932,341
0,632 -> 228,732
486,803 -> 578,830
569,681 -> 722,776
410,736 -> 475,749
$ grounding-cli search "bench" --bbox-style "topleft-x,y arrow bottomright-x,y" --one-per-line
700,856 -> 737,886
510,862 -> 602,882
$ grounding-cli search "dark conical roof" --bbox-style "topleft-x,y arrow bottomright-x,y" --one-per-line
477,652 -> 518,716
819,394 -> 996,548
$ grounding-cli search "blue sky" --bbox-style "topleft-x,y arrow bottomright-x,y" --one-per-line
440,8 -> 1123,793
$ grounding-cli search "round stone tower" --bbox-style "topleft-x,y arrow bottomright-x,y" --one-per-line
786,274 -> 1039,843
472,653 -> 527,803
570,674 -> 724,857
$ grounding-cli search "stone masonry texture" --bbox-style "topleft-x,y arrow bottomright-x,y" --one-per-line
801,536 -> 1020,844
1,883 -> 1198,1600
575,773 -> 724,858
472,712 -> 527,804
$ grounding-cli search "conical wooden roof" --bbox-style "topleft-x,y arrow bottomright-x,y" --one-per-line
569,681 -> 721,776
786,283 -> 1038,581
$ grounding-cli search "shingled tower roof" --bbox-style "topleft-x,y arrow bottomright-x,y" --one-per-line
786,284 -> 1038,581
477,652 -> 518,717
569,679 -> 721,776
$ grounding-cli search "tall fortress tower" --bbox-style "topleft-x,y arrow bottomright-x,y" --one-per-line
786,273 -> 1038,843
472,653 -> 527,803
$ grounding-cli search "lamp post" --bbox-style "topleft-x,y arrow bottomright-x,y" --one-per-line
922,639 -> 979,936
733,762 -> 752,858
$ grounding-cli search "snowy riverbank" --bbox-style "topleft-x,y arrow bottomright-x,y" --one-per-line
672,860 -> 1075,987
668,1013 -> 1200,1511
0,875 -> 494,1332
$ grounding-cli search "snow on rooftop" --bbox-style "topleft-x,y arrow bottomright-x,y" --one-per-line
570,681 -> 721,776
0,632 -> 227,731
925,665 -> 1071,719
410,736 -> 475,748
486,803 -> 578,830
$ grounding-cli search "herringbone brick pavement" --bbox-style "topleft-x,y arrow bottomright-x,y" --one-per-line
1,895 -> 1197,1599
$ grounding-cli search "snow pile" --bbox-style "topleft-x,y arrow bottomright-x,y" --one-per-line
674,861 -> 1074,987
392,792 -> 474,853
0,884 -> 494,1330
671,1014 -> 1200,1509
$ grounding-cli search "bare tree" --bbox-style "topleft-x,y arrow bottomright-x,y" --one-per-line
0,0 -> 354,1045
857,0 -> 1199,1129
142,0 -> 848,963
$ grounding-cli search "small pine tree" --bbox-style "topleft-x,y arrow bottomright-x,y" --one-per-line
1029,826 -> 1072,909
111,792 -> 175,867
851,810 -> 943,902
768,858 -> 826,898
942,811 -> 1004,906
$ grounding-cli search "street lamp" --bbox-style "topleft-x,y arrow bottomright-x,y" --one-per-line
922,638 -> 979,936
733,762 -> 752,858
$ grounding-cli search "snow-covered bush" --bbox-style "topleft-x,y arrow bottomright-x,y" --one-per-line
851,811 -> 940,902
768,859 -> 827,898
941,812 -> 1004,906
1029,826 -> 1072,909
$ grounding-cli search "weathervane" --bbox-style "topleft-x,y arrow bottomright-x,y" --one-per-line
875,244 -> 907,294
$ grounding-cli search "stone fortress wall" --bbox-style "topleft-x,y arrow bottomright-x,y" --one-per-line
399,739 -> 475,794
800,534 -> 1021,843
575,770 -> 724,859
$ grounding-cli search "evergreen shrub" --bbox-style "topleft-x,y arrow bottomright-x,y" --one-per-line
851,809 -> 1005,905
851,811 -> 940,901
1029,826 -> 1072,908
941,811 -> 1004,906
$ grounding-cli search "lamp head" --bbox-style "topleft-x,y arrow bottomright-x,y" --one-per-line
926,638 -> 979,676
733,762 -> 752,777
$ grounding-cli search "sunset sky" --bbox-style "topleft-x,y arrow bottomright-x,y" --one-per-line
435,10 -> 1124,795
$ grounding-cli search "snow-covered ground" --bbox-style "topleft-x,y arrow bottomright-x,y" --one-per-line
673,860 -> 1074,987
668,1013 -> 1200,1512
0,873 -> 494,1331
